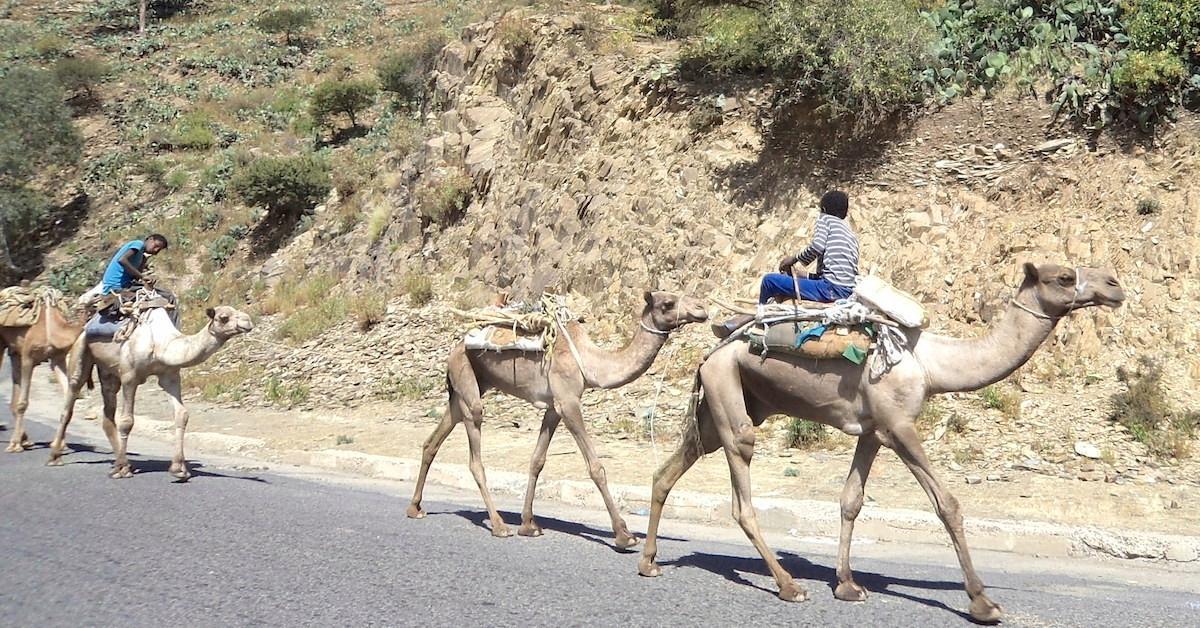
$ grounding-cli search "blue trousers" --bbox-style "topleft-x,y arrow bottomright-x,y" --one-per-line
759,274 -> 853,304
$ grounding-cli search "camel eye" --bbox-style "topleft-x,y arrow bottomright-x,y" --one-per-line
1057,273 -> 1074,286
661,300 -> 675,309
219,314 -> 230,323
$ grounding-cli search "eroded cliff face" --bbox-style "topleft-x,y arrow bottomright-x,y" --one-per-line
348,8 -> 1196,389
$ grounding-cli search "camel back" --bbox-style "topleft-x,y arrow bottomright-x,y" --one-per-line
0,286 -> 69,328
745,321 -> 874,364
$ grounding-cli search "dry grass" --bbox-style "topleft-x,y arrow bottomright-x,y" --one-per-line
980,385 -> 1021,419
186,364 -> 263,402
1112,358 -> 1199,459
374,374 -> 439,401
261,273 -> 339,317
349,291 -> 388,331
403,272 -> 434,306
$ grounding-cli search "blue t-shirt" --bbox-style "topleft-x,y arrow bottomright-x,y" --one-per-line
101,240 -> 145,293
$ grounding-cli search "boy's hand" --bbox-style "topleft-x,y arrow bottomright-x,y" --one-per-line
778,255 -> 797,274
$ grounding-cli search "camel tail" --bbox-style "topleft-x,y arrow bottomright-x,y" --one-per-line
65,332 -> 93,390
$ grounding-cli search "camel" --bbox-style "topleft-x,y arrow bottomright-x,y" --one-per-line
637,263 -> 1125,623
406,290 -> 709,548
1,301 -> 84,452
47,304 -> 254,480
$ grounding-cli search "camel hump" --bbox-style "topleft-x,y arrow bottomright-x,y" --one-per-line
853,275 -> 927,328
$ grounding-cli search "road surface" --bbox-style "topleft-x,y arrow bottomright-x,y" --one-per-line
1,394 -> 1197,627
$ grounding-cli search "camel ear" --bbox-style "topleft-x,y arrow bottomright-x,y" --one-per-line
205,307 -> 215,320
643,290 -> 654,306
1022,262 -> 1039,283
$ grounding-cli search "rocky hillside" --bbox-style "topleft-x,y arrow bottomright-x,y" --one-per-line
6,3 -> 1197,480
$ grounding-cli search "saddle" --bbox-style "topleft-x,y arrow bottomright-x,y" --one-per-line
463,325 -> 546,352
745,319 -> 875,364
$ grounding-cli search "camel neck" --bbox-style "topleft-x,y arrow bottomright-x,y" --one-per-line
914,288 -> 1058,394
575,312 -> 670,390
157,318 -> 227,368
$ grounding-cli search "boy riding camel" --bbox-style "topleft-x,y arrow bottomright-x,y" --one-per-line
713,190 -> 860,338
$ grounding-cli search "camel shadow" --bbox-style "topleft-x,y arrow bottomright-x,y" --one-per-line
663,550 -> 982,623
444,509 -> 684,553
66,452 -> 269,484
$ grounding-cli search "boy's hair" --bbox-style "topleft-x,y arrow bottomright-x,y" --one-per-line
820,190 -> 849,219
147,233 -> 169,249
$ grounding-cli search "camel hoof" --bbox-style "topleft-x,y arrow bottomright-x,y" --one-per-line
969,595 -> 1003,624
46,457 -> 64,467
637,558 -> 662,578
405,504 -> 426,519
834,580 -> 868,602
5,443 -> 23,453
169,462 -> 191,482
109,466 -> 133,479
491,522 -> 513,538
517,522 -> 544,537
614,531 -> 640,550
778,581 -> 809,603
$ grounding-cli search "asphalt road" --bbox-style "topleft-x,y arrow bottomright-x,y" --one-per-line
2,407 -> 1198,627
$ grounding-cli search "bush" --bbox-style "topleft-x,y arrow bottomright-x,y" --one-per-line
403,272 -> 433,306
53,56 -> 110,98
0,66 -> 80,187
164,168 -> 188,189
784,417 -> 828,448
208,235 -> 237,267
1136,197 -> 1161,215
231,154 -> 331,218
980,384 -> 1021,419
1124,0 -> 1200,58
416,168 -> 473,225
254,7 -> 315,45
376,52 -> 423,104
33,33 -> 70,58
349,292 -> 387,331
310,79 -> 377,128
1114,49 -> 1189,124
1112,357 -> 1198,459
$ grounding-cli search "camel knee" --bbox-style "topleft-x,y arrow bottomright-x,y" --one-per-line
840,486 -> 865,521
937,494 -> 963,528
586,461 -> 607,483
116,417 -> 134,437
529,455 -> 547,477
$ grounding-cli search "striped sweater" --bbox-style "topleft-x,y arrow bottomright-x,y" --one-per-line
796,213 -> 859,288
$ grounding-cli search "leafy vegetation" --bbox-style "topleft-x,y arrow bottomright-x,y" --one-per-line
253,7 -> 315,46
980,384 -> 1021,419
416,167 -> 473,226
232,154 -> 331,219
53,56 -> 110,99
1112,357 -> 1198,459
783,417 -> 828,448
309,79 -> 377,129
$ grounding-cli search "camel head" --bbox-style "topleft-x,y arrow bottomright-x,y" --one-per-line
641,290 -> 709,333
1020,263 -> 1125,317
205,305 -> 255,339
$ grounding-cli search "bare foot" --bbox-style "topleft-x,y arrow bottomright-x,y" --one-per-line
517,521 -> 544,537
405,504 -> 426,519
969,594 -> 1003,624
834,580 -> 868,602
778,580 -> 809,602
637,557 -> 662,578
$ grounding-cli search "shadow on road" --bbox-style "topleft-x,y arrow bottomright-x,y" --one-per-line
57,448 -> 270,484
443,509 -> 684,553
665,550 -> 979,623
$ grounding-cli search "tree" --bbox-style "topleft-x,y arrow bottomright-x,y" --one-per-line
254,7 -> 316,45
309,79 -> 377,129
0,67 -> 81,276
376,52 -> 423,105
231,154 -> 331,219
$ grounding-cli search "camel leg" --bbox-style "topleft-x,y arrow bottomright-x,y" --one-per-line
639,400 -> 721,577
833,433 -> 882,602
406,405 -> 459,519
555,398 -> 637,549
461,411 -> 511,538
47,353 -> 90,465
5,353 -> 34,452
708,369 -> 806,601
159,372 -> 191,482
518,408 -> 562,537
97,374 -> 120,453
891,423 -> 1002,623
110,377 -> 138,479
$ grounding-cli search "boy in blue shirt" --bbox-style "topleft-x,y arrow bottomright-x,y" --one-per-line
101,234 -> 169,294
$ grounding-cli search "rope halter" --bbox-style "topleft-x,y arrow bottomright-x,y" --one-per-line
1010,267 -> 1085,321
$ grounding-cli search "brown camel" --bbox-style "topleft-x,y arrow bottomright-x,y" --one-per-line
638,263 -> 1125,623
1,303 -> 84,452
48,305 -> 253,480
407,290 -> 709,547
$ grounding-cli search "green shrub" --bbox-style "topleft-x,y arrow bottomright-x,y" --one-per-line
416,168 -> 473,225
784,417 -> 828,448
254,7 -> 315,45
33,33 -> 70,58
376,52 -> 423,104
981,384 -> 1021,419
1112,357 -> 1198,459
1124,0 -> 1200,58
680,6 -> 770,76
1114,49 -> 1189,123
0,66 -> 80,187
53,56 -> 110,98
231,154 -> 331,218
310,79 -> 377,128
1136,197 -> 1161,215
164,168 -> 188,190
208,235 -> 237,267
45,254 -> 102,295
403,272 -> 434,306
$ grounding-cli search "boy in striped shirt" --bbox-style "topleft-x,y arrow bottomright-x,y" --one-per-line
712,190 -> 860,338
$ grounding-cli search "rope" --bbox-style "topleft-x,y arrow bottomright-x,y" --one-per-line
646,373 -> 664,468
